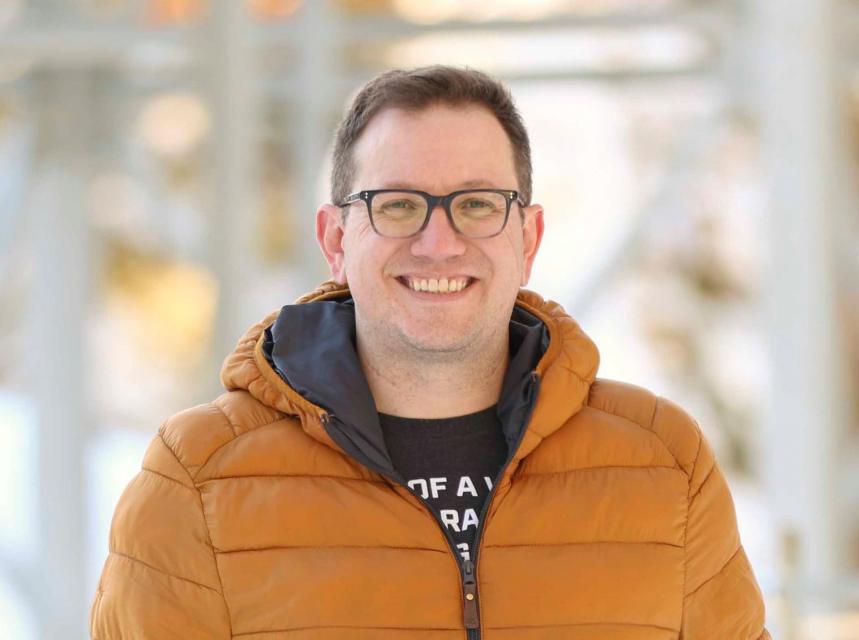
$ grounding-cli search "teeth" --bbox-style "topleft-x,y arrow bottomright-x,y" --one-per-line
406,277 -> 470,293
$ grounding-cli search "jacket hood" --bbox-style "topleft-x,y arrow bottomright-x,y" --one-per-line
220,279 -> 600,478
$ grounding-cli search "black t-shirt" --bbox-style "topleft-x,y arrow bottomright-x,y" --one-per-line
378,405 -> 508,562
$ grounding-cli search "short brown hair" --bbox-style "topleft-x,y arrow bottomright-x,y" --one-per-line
330,65 -> 532,211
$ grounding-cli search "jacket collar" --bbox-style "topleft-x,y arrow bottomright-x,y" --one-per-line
220,280 -> 600,475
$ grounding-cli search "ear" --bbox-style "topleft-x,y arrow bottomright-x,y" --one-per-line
316,204 -> 348,284
520,204 -> 544,286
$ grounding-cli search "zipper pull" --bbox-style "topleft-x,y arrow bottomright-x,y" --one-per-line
462,559 -> 479,629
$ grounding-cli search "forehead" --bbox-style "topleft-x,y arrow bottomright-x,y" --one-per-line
351,103 -> 518,190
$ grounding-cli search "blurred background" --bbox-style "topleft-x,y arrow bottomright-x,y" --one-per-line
0,0 -> 857,638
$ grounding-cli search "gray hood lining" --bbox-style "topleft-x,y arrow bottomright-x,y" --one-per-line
262,295 -> 548,478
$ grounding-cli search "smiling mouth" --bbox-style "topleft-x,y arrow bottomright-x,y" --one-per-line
395,276 -> 477,294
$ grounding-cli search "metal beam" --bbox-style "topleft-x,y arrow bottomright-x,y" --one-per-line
26,66 -> 93,640
265,64 -> 720,101
0,25 -> 188,64
260,3 -> 733,43
568,103 -> 730,314
201,1 -> 261,399
753,0 -> 856,622
290,0 -> 342,291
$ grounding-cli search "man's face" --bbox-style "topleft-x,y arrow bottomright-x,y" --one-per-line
317,103 -> 544,356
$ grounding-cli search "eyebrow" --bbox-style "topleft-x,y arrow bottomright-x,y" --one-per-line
376,179 -> 496,191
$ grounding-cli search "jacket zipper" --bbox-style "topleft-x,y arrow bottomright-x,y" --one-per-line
460,371 -> 540,640
321,371 -> 540,640
321,413 -> 476,635
462,558 -> 479,636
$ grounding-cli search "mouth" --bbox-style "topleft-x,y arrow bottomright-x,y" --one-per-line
395,275 -> 477,296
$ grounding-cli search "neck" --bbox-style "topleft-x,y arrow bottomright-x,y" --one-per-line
356,328 -> 510,419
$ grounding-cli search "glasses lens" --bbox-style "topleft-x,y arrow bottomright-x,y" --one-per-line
370,191 -> 428,237
451,191 -> 508,238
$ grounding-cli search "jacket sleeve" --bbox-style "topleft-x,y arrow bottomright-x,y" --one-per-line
89,427 -> 232,639
680,428 -> 770,639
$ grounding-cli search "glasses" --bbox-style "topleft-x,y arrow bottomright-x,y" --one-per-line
337,188 -> 525,239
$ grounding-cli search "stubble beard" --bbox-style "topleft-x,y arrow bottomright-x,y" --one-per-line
357,299 -> 513,382
363,306 -> 480,363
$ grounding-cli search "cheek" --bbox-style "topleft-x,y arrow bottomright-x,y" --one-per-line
342,235 -> 396,291
495,232 -> 525,277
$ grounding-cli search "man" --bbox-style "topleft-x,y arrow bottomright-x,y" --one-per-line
90,66 -> 770,639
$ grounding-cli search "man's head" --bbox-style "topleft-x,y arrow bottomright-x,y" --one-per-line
317,66 -> 544,359
330,65 -> 534,211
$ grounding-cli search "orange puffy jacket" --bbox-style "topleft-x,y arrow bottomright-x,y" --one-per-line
90,281 -> 770,639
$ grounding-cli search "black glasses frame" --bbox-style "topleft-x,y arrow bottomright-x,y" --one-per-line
337,188 -> 526,238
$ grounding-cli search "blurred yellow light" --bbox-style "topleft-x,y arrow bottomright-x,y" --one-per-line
389,0 -> 680,24
247,0 -> 303,20
138,263 -> 217,360
136,92 -> 211,157
145,0 -> 206,26
391,0 -> 460,24
391,0 -> 572,24
106,252 -> 218,365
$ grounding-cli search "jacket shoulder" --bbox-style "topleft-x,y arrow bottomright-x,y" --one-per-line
586,377 -> 703,477
158,389 -> 285,480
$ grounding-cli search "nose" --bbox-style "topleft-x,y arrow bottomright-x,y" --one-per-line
409,203 -> 467,260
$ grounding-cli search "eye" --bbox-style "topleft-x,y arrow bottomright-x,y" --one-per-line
463,198 -> 493,209
456,197 -> 500,217
385,199 -> 418,210
374,195 -> 425,221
